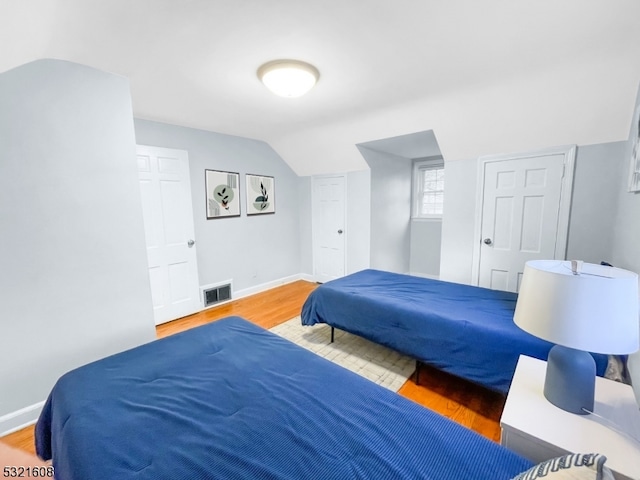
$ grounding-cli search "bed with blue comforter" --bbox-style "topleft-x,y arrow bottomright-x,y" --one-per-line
301,269 -> 607,393
36,316 -> 532,480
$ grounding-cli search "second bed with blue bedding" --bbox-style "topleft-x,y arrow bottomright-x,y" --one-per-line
36,316 -> 532,479
301,269 -> 607,393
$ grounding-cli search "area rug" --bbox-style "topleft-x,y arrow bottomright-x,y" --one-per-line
269,317 -> 415,392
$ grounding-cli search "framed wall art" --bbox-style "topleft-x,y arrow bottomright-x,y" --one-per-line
205,169 -> 240,219
246,174 -> 275,215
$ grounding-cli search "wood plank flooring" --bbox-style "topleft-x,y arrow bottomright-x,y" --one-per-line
1,279 -> 504,456
157,280 -> 318,337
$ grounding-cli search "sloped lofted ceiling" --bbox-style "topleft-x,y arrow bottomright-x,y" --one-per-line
1,0 -> 640,176
357,130 -> 442,160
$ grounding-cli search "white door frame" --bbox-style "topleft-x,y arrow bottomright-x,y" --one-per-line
311,173 -> 348,283
470,145 -> 576,286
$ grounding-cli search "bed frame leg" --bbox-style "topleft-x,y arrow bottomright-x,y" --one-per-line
415,360 -> 421,385
330,326 -> 335,343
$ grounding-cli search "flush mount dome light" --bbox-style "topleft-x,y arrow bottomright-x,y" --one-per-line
257,60 -> 319,98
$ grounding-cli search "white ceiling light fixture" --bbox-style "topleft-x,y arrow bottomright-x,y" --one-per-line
257,60 -> 319,98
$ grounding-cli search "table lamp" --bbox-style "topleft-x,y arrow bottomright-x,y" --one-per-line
514,260 -> 639,415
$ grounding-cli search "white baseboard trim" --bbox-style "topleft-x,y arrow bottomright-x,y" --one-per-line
198,274 -> 309,311
1,274 -> 316,438
233,274 -> 304,300
408,272 -> 440,280
0,400 -> 45,437
300,273 -> 316,283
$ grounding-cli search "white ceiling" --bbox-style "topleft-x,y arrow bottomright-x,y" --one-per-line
2,0 -> 640,176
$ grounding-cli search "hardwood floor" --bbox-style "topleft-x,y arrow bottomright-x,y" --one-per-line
1,279 -> 504,456
398,364 -> 505,442
1,426 -> 35,456
156,280 -> 318,337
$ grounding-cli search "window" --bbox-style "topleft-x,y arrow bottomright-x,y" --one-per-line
413,159 -> 444,218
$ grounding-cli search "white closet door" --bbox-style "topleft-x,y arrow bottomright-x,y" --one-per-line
473,146 -> 575,292
313,175 -> 346,283
137,145 -> 200,324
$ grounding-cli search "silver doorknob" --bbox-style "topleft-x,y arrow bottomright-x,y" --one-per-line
337,229 -> 343,234
188,239 -> 195,247
483,238 -> 492,245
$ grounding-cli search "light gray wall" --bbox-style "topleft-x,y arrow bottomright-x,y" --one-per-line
440,143 -> 625,285
0,59 -> 156,431
134,120 -> 301,292
298,176 -> 313,276
612,85 -> 640,275
346,169 -> 371,274
613,181 -> 640,275
360,147 -> 412,273
568,142 -> 626,264
439,158 -> 479,284
410,220 -> 442,277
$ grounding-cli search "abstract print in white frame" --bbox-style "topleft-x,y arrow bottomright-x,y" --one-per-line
246,174 -> 275,215
205,169 -> 240,218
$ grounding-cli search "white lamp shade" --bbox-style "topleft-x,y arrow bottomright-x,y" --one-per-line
257,60 -> 319,98
514,260 -> 639,354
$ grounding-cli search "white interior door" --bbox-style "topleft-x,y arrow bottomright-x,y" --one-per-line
137,145 -> 200,325
473,146 -> 575,292
312,175 -> 346,283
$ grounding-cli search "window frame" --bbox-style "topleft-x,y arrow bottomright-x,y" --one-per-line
412,158 -> 445,219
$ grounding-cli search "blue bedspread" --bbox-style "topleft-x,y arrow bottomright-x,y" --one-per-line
301,269 -> 607,393
36,316 -> 532,480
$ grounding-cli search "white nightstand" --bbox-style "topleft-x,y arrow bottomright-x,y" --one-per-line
501,355 -> 640,480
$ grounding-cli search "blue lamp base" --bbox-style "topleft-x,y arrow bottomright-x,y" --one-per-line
543,345 -> 596,415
